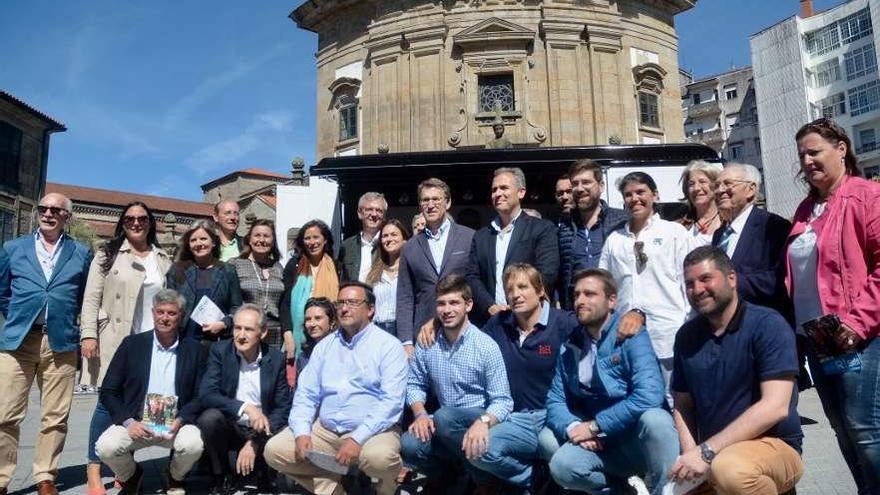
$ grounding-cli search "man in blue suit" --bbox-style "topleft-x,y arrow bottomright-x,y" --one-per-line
466,167 -> 559,325
197,304 -> 291,495
0,193 -> 92,495
546,269 -> 679,495
397,177 -> 475,358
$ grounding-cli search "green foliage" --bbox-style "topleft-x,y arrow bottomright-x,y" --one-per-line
66,218 -> 100,251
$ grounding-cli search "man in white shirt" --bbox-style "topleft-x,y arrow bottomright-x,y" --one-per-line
339,192 -> 387,282
95,289 -> 206,495
196,304 -> 292,494
599,172 -> 692,390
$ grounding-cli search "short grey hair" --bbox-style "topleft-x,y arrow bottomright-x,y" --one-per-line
680,160 -> 722,200
357,192 -> 387,211
153,288 -> 186,310
235,303 -> 267,329
494,167 -> 526,189
723,163 -> 763,191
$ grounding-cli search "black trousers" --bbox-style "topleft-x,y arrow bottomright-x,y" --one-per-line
196,407 -> 270,478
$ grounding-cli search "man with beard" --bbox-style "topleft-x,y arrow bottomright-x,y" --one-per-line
669,246 -> 803,494
546,269 -> 678,495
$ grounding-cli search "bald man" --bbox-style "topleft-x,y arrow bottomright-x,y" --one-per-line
0,193 -> 93,495
214,199 -> 242,262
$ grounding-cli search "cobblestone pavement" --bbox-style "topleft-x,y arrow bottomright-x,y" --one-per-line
7,387 -> 857,494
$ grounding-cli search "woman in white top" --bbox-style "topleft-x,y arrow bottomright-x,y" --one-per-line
599,172 -> 692,391
366,219 -> 411,353
679,160 -> 722,246
79,201 -> 172,494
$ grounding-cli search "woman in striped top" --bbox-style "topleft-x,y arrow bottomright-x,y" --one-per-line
366,219 -> 412,355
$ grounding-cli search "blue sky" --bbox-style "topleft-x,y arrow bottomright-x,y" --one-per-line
1,0 -> 844,201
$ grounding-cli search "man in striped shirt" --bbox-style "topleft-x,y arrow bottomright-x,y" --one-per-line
401,274 -> 513,494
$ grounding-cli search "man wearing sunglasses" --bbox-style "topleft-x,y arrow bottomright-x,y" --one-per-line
0,193 -> 93,495
265,282 -> 407,495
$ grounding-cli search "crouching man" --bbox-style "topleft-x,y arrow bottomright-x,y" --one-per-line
669,247 -> 803,494
196,304 -> 292,494
546,269 -> 679,494
95,289 -> 207,495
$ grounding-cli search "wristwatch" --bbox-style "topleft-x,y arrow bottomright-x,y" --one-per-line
700,442 -> 716,464
631,308 -> 647,322
479,414 -> 492,426
588,421 -> 601,435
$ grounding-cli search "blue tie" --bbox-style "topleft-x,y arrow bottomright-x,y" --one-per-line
717,224 -> 734,254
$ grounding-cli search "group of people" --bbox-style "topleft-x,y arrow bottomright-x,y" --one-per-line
0,116 -> 875,495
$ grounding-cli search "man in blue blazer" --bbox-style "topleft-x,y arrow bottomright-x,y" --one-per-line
397,178 -> 475,357
95,289 -> 207,495
0,193 -> 92,495
197,304 -> 291,495
713,164 -> 792,321
466,167 -> 559,325
546,269 -> 678,495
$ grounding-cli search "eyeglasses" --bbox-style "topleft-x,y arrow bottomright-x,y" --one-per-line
37,205 -> 69,217
634,241 -> 648,273
419,197 -> 446,206
123,215 -> 150,226
716,179 -> 754,190
334,299 -> 368,309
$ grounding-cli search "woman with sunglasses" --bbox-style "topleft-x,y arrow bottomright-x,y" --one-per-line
599,172 -> 693,395
786,118 -> 880,493
166,219 -> 242,343
79,201 -> 173,495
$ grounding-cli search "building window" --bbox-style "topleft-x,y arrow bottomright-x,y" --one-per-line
806,23 -> 841,56
0,121 -> 22,190
839,8 -> 873,45
478,74 -> 515,113
724,85 -> 737,100
849,79 -> 880,117
729,143 -> 743,160
339,104 -> 357,142
820,92 -> 847,118
858,128 -> 877,153
638,92 -> 660,128
844,43 -> 877,81
692,93 -> 701,105
811,59 -> 841,87
0,208 -> 14,244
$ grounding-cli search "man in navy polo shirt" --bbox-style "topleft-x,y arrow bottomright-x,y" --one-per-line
669,246 -> 803,494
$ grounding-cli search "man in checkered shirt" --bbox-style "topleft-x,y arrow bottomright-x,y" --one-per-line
400,274 -> 512,494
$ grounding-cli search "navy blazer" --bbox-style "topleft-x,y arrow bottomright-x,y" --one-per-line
466,213 -> 559,323
712,207 -> 793,322
99,330 -> 207,426
198,339 -> 291,434
0,233 -> 92,352
396,221 -> 475,343
165,262 -> 242,340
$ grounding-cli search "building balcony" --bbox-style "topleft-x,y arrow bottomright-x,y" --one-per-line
686,128 -> 725,145
857,142 -> 879,163
685,100 -> 722,120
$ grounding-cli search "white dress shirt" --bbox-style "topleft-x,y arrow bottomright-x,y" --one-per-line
357,232 -> 378,283
490,209 -> 522,305
425,217 -> 452,273
147,334 -> 178,397
599,214 -> 693,359
373,270 -> 398,324
722,203 -> 754,258
235,350 -> 263,426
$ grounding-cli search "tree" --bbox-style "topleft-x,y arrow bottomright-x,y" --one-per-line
66,218 -> 100,251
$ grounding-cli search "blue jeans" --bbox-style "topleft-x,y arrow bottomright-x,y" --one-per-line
810,336 -> 880,494
88,401 -> 112,463
549,408 -> 679,495
400,407 -> 490,481
468,409 -> 558,488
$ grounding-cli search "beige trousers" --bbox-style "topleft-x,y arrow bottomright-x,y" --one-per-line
0,331 -> 77,487
95,424 -> 204,482
264,421 -> 401,495
692,437 -> 803,495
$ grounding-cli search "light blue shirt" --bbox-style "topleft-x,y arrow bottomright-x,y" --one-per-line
373,270 -> 398,324
290,323 -> 408,445
147,333 -> 178,397
490,209 -> 522,305
424,217 -> 452,274
34,231 -> 66,322
408,323 -> 513,422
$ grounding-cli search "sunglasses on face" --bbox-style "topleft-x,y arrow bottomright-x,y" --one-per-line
123,215 -> 150,226
37,205 -> 68,217
634,241 -> 648,273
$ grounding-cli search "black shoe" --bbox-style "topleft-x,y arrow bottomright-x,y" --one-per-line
118,464 -> 144,495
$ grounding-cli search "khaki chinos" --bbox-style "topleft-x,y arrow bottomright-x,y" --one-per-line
0,330 -> 77,486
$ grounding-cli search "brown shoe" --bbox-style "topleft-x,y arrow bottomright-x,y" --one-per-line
36,480 -> 59,495
0,485 -> 7,495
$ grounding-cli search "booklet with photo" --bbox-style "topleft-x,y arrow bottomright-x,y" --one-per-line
190,295 -> 225,326
306,450 -> 355,475
142,393 -> 178,436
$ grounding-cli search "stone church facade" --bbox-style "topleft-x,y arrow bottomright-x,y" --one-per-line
292,0 -> 694,160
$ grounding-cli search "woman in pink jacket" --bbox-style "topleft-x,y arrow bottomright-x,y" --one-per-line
788,118 -> 880,493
